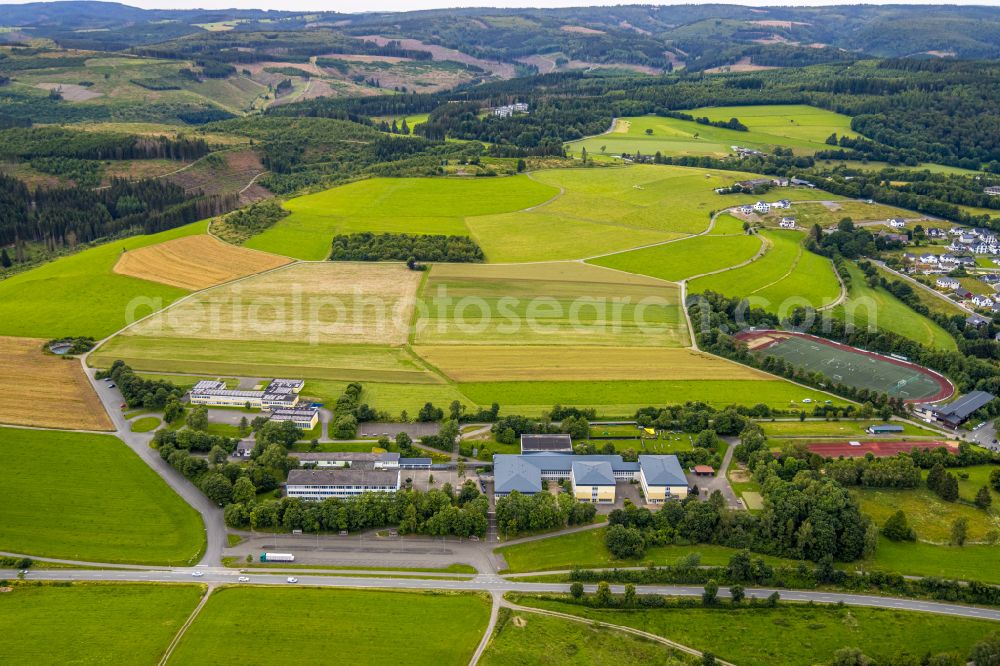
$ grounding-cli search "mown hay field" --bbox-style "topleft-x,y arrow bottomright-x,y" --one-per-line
0,427 -> 206,564
113,234 -> 292,290
123,262 -> 421,346
245,175 -> 557,260
415,345 -> 770,382
413,261 -> 689,347
588,232 -> 763,281
91,337 -> 439,384
0,336 -> 112,431
458,379 -> 845,416
690,229 -> 840,311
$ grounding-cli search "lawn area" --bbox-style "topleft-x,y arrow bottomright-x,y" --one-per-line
853,484 -> 999,543
459,379 -> 844,417
865,537 -> 1000,583
0,221 -> 202,339
690,229 -> 841,311
0,427 -> 206,564
0,583 -> 205,665
301,379 -> 475,418
466,165 -> 771,262
414,262 -> 689,348
873,265 -> 967,318
245,176 -> 556,260
588,232 -> 762,281
759,419 -> 942,438
130,416 -> 161,433
497,527 -> 799,572
834,263 -> 957,351
511,596 -> 993,666
481,607 -> 694,666
567,105 -> 857,158
766,201 -> 915,228
168,587 -> 490,665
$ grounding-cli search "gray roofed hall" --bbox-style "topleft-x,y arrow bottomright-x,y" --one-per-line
933,391 -> 995,421
494,455 -> 542,494
291,451 -> 400,462
286,468 -> 399,487
638,455 -> 687,487
572,460 -> 615,486
520,433 -> 573,452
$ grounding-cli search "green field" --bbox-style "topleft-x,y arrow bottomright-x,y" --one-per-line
744,333 -> 950,401
865,538 -> 1000,583
458,379 -> 844,417
588,232 -> 762,282
130,416 -> 161,432
467,165 -> 771,262
689,229 -> 841,311
414,262 -> 689,347
0,221 -> 202,338
0,583 -> 204,665
245,176 -> 557,260
759,419 -> 941,438
168,587 -> 490,665
835,263 -> 957,351
0,427 -> 205,564
567,105 -> 857,158
482,607 -> 693,666
512,596 -> 993,666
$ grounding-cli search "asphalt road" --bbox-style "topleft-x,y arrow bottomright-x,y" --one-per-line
80,361 -> 226,566
6,568 -> 1000,621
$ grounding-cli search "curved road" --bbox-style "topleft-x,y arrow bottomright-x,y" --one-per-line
6,567 -> 1000,622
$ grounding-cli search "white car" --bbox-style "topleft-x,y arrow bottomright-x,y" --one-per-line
286,577 -> 298,584
191,571 -> 204,577
238,576 -> 250,583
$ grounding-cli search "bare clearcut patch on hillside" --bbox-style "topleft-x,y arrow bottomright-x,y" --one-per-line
125,262 -> 421,346
0,336 -> 113,431
357,35 -> 518,78
113,234 -> 292,290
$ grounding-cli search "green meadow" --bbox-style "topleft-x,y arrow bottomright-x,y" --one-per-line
169,587 -> 490,665
458,379 -> 843,417
567,104 -> 857,158
245,175 -> 557,260
588,232 -> 762,281
0,221 -> 202,339
760,419 -> 941,438
482,608 -> 694,666
0,583 -> 205,665
0,427 -> 205,564
690,229 -> 841,311
834,263 -> 957,351
511,597 -> 992,666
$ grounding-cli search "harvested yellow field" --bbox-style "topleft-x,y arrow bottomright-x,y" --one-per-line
124,262 -> 421,346
414,345 -> 772,382
0,336 -> 113,431
113,234 -> 292,290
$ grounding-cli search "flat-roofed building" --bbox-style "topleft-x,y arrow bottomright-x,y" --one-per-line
521,433 -> 573,453
292,451 -> 400,469
571,460 -> 616,503
269,407 -> 319,430
638,455 -> 688,503
189,378 -> 303,410
285,468 -> 400,500
190,387 -> 267,409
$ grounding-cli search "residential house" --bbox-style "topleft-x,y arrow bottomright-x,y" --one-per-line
779,217 -> 797,229
753,201 -> 770,214
973,294 -> 995,308
888,218 -> 906,228
739,205 -> 754,215
984,186 -> 1000,196
772,199 -> 791,209
936,277 -> 959,290
790,177 -> 814,188
956,288 -> 975,300
927,228 -> 944,239
919,253 -> 939,265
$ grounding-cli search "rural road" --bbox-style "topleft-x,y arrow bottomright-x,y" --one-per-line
6,567 -> 1000,622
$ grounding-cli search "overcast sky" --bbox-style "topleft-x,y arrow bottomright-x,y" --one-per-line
5,0 -> 999,10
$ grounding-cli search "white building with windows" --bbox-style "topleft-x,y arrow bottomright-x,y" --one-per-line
779,217 -> 797,229
936,277 -> 959,290
285,468 -> 401,500
189,378 -> 303,410
888,218 -> 906,228
973,294 -> 995,308
753,201 -> 770,214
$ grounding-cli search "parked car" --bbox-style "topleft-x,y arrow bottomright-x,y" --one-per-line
107,383 -> 115,388
339,530 -> 348,536
238,576 -> 250,583
286,577 -> 298,584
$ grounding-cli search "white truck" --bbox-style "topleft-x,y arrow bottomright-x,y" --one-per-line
260,552 -> 295,563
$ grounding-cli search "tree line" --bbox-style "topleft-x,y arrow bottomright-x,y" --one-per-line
329,232 -> 485,263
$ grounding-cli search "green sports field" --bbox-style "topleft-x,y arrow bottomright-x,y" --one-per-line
567,105 -> 857,159
245,175 -> 558,260
168,587 -> 490,665
0,583 -> 205,665
0,427 -> 206,564
744,333 -> 950,401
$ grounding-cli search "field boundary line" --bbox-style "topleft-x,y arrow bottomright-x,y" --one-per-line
468,592 -> 501,666
158,584 -> 215,666
683,232 -> 769,282
501,601 -> 737,666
